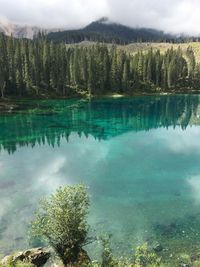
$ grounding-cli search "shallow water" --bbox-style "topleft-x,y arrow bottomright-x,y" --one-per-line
1,95 -> 200,258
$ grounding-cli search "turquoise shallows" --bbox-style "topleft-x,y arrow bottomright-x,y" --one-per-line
1,95 -> 200,257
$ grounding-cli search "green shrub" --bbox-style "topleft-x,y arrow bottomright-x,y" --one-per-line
100,236 -> 116,267
30,184 -> 91,266
14,260 -> 33,267
0,257 -> 33,267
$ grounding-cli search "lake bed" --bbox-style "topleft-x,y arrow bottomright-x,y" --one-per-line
1,95 -> 200,260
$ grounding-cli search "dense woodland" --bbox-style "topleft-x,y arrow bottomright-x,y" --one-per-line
0,33 -> 200,98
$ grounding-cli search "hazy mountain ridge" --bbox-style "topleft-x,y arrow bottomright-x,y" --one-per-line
0,19 -> 62,39
47,17 -> 175,44
0,17 -> 198,43
0,19 -> 43,38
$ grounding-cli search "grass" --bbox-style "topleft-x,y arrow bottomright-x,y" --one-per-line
120,42 -> 200,62
68,41 -> 200,63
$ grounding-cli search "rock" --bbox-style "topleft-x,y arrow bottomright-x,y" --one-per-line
152,243 -> 163,253
13,251 -> 26,262
191,253 -> 200,262
1,247 -> 51,267
1,247 -> 91,267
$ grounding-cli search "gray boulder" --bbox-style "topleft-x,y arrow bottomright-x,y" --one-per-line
1,247 -> 51,267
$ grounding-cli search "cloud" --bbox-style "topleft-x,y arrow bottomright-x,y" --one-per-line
155,126 -> 200,155
0,0 -> 108,29
0,0 -> 200,34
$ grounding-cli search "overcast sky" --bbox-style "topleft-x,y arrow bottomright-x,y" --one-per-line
0,0 -> 200,35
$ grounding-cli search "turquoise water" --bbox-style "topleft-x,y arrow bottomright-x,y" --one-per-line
1,95 -> 200,259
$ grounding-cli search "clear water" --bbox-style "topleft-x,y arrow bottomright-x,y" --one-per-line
1,95 -> 200,259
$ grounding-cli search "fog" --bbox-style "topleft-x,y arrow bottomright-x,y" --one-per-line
0,0 -> 200,35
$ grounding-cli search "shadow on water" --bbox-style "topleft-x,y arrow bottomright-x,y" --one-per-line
0,95 -> 200,154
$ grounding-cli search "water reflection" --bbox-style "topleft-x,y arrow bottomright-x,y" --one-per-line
1,95 -> 200,257
0,95 -> 199,153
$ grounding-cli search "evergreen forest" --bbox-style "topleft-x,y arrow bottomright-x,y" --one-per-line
0,33 -> 200,98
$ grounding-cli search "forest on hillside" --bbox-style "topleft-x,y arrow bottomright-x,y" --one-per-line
46,18 -> 200,45
46,20 -> 173,44
0,33 -> 200,98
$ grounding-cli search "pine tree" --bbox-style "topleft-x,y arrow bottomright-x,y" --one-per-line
0,34 -> 198,97
122,58 -> 130,92
0,34 -> 7,98
88,57 -> 95,95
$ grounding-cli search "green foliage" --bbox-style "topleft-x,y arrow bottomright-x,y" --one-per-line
2,256 -> 14,267
0,256 -> 33,267
13,260 -> 33,267
30,184 -> 90,265
100,235 -> 116,267
194,260 -> 200,267
134,243 -> 161,267
97,241 -> 162,267
99,238 -> 162,267
0,33 -> 200,98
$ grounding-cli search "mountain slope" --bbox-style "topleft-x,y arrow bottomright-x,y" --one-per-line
0,19 -> 43,39
47,17 -> 175,44
0,17 -> 196,43
0,19 -> 62,39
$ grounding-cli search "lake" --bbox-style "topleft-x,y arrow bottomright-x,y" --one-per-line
1,95 -> 200,260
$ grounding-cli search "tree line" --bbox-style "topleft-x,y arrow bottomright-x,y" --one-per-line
0,33 -> 200,98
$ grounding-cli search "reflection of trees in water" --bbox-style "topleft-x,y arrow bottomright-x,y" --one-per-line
0,95 -> 199,154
